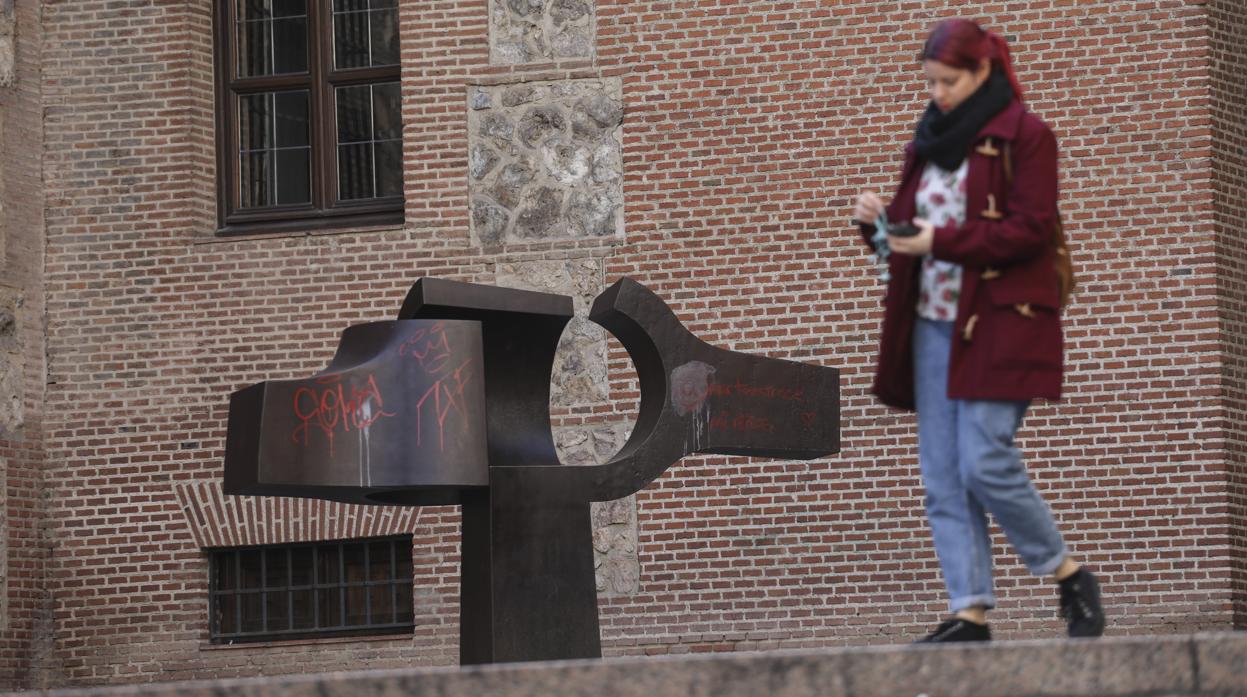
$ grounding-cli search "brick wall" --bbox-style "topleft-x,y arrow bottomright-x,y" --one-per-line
1209,0 -> 1247,628
1,0 -> 1239,689
0,0 -> 49,688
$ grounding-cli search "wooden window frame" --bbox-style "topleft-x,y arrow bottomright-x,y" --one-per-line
209,536 -> 415,644
213,0 -> 404,237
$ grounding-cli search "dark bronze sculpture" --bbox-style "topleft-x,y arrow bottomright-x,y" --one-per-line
225,277 -> 839,664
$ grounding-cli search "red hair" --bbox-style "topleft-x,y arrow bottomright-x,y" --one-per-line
921,19 -> 1024,101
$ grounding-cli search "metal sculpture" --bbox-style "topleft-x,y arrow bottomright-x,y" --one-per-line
224,277 -> 839,664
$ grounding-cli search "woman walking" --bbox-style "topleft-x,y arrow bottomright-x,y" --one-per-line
853,19 -> 1106,643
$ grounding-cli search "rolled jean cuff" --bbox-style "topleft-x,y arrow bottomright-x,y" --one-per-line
1028,546 -> 1068,577
949,593 -> 997,614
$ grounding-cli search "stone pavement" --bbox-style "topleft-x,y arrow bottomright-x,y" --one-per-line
6,632 -> 1245,697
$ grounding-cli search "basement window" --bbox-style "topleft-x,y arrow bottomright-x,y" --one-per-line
214,0 -> 404,235
209,536 -> 414,643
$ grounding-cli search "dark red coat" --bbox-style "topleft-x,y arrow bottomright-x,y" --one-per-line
864,99 -> 1063,410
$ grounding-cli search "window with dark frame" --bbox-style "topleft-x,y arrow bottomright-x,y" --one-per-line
210,537 -> 415,643
215,0 -> 404,235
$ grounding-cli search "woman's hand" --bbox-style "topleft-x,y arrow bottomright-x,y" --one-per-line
854,192 -> 885,225
888,217 -> 935,256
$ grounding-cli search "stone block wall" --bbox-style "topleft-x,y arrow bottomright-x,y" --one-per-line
490,0 -> 594,64
0,0 -> 13,88
0,0 -> 1242,689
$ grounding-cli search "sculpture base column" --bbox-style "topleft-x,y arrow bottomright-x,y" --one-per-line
459,481 -> 602,664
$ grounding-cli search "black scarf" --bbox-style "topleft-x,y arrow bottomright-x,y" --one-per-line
913,70 -> 1015,170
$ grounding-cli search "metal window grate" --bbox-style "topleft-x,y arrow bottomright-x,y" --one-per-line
209,536 -> 414,643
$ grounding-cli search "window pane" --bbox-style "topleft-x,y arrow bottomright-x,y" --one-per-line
217,594 -> 238,635
239,91 -> 310,208
318,545 -> 340,584
395,583 -> 413,623
240,0 -> 270,21
265,591 -> 290,632
395,543 -> 412,580
276,150 -> 311,205
372,82 -> 401,140
239,94 -> 273,151
370,9 -> 399,67
335,83 -> 402,201
375,140 -> 402,198
271,17 -> 308,75
369,584 -> 393,624
273,0 -> 305,17
214,553 -> 236,591
273,90 -> 309,147
237,0 -> 307,77
337,85 -> 372,144
338,143 -> 374,200
291,589 -> 315,630
344,585 -> 368,626
333,10 -> 370,70
333,0 -> 369,13
238,18 -> 271,76
343,544 -> 366,584
333,3 -> 399,69
368,541 -> 391,582
240,151 -> 271,209
240,550 -> 263,589
241,593 -> 263,633
265,548 -> 289,588
290,547 -> 314,586
318,588 -> 342,628
241,0 -> 304,19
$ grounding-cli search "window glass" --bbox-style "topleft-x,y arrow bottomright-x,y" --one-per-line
318,588 -> 342,628
265,591 -> 290,631
265,548 -> 289,588
369,584 -> 393,623
237,0 -> 308,77
216,593 -> 238,635
240,593 -> 264,633
395,543 -> 413,580
332,0 -> 399,70
343,543 -> 367,583
317,544 -> 341,584
368,540 -> 391,582
290,547 -> 314,586
345,585 -> 368,626
291,589 -> 315,629
395,583 -> 413,623
239,549 -> 263,589
336,82 -> 402,200
214,552 -> 236,591
239,90 -> 311,208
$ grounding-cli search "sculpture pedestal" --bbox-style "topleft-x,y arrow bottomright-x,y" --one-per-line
461,485 -> 601,664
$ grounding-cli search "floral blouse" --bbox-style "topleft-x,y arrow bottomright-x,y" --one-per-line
915,159 -> 969,321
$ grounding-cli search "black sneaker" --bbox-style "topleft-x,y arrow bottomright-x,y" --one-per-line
913,618 -> 992,643
1059,569 -> 1106,638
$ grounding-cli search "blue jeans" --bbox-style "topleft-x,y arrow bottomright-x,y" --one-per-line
913,318 -> 1067,613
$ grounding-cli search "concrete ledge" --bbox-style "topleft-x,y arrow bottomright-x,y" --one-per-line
7,633 -> 1245,697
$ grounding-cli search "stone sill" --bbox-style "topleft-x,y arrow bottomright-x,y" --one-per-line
199,631 -> 414,652
193,222 -> 407,246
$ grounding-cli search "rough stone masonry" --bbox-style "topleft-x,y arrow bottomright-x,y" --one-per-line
469,78 -> 624,247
